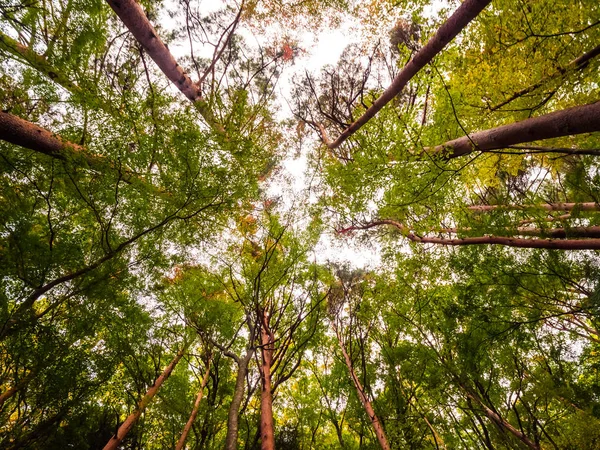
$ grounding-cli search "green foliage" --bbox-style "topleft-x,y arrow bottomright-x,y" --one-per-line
1,0 -> 600,448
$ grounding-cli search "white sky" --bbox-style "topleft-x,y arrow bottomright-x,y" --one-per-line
162,0 -> 398,268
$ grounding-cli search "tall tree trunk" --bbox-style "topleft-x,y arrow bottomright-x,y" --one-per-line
0,111 -> 163,196
322,0 -> 491,148
467,202 -> 600,212
259,313 -> 275,450
334,326 -> 390,450
225,350 -> 253,450
104,0 -> 222,132
429,101 -> 600,158
175,359 -> 212,450
103,344 -> 189,450
340,219 -> 600,250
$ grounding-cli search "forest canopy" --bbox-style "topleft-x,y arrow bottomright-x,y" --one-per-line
0,0 -> 599,449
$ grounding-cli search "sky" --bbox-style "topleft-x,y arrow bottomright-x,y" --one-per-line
160,0 -> 429,269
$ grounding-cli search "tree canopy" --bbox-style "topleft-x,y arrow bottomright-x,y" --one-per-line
1,0 -> 599,449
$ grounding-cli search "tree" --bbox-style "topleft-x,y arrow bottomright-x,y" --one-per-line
1,0 -> 600,448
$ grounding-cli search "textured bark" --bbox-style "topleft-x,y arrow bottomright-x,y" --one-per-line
491,43 -> 600,111
340,219 -> 600,250
334,326 -> 390,450
259,314 -> 275,450
103,344 -> 189,450
323,0 -> 491,148
467,202 -> 600,212
1,111 -> 93,162
225,351 -> 253,450
429,101 -> 600,158
104,0 -> 221,131
0,111 -> 164,196
175,359 -> 211,450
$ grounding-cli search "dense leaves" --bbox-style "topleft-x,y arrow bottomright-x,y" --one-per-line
1,0 -> 599,449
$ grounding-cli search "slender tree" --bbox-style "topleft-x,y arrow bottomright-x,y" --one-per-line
320,0 -> 492,148
103,342 -> 191,450
175,357 -> 212,450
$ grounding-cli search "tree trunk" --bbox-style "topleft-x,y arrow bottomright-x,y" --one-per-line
467,202 -> 600,212
1,31 -> 82,97
225,350 -> 253,450
103,344 -> 189,450
104,0 -> 221,131
175,359 -> 211,450
259,314 -> 275,450
323,0 -> 491,148
334,326 -> 390,450
429,101 -> 600,158
0,111 -> 163,196
340,219 -> 600,250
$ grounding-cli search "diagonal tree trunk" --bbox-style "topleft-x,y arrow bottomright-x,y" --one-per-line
175,358 -> 212,450
0,111 -> 164,196
434,226 -> 600,239
103,343 -> 190,450
0,370 -> 36,408
340,219 -> 600,250
333,325 -> 390,450
258,311 -> 275,450
104,0 -> 223,133
429,101 -> 600,158
322,0 -> 491,148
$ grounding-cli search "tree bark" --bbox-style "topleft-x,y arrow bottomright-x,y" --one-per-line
429,101 -> 600,158
259,312 -> 275,450
1,31 -> 81,95
103,343 -> 189,450
104,0 -> 222,131
175,359 -> 211,450
322,0 -> 491,148
340,219 -> 600,250
225,350 -> 253,450
334,326 -> 390,450
0,111 -> 164,196
467,202 -> 599,212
